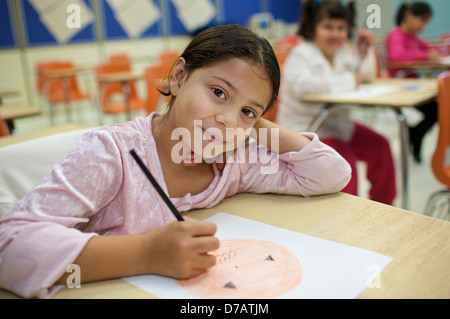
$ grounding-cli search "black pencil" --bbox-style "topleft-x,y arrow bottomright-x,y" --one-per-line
130,149 -> 184,221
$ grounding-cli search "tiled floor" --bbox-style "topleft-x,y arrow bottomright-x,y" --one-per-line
7,98 -> 443,216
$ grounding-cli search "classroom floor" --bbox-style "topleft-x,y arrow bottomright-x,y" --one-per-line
7,98 -> 443,216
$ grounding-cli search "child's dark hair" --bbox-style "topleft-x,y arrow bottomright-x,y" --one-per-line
163,24 -> 280,114
396,2 -> 432,26
298,0 -> 354,40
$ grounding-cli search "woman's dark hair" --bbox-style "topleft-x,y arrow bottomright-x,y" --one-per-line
163,24 -> 280,114
396,2 -> 433,26
298,0 -> 354,40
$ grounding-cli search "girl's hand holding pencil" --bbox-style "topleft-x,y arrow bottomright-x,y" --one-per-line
142,216 -> 220,279
130,149 -> 220,279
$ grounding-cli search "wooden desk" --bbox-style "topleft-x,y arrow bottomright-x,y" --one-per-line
0,104 -> 42,135
0,89 -> 22,133
387,57 -> 450,77
386,56 -> 450,78
0,88 -> 20,103
0,104 -> 41,121
0,123 -> 89,148
1,192 -> 448,299
97,72 -> 143,83
41,66 -> 93,79
302,78 -> 438,210
301,79 -> 437,107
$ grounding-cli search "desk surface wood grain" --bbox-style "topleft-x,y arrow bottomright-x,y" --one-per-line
1,193 -> 449,299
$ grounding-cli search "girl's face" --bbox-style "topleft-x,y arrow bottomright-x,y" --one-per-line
403,11 -> 430,35
314,17 -> 348,59
169,57 -> 272,159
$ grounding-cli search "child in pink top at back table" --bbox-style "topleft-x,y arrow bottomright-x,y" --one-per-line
386,2 -> 444,78
386,2 -> 443,163
277,0 -> 397,206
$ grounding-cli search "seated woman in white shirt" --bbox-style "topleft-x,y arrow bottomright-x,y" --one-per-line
277,0 -> 397,205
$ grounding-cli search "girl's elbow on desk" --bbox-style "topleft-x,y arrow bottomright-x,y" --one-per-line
311,150 -> 352,194
289,150 -> 352,196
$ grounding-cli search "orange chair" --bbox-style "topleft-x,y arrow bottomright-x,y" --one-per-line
262,50 -> 285,122
424,71 -> 450,220
95,62 -> 145,117
276,34 -> 301,54
44,63 -> 91,104
36,61 -> 91,124
158,51 -> 180,66
36,61 -> 71,96
108,53 -> 132,67
145,63 -> 172,115
262,36 -> 301,122
0,115 -> 9,137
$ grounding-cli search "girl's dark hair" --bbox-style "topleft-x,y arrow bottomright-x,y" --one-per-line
396,2 -> 432,26
298,0 -> 354,40
164,24 -> 280,114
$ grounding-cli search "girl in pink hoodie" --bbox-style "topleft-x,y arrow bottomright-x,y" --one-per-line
0,25 -> 351,298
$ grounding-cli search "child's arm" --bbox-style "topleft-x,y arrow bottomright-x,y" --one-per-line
386,30 -> 429,61
240,118 -> 351,196
57,217 -> 219,284
355,47 -> 377,83
252,117 -> 311,153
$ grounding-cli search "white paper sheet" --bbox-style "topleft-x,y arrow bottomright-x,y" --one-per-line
327,84 -> 398,99
105,0 -> 129,10
125,213 -> 393,299
36,0 -> 94,43
108,0 -> 161,38
171,0 -> 216,32
438,56 -> 450,65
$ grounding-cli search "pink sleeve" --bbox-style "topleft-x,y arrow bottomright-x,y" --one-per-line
0,222 -> 96,298
417,37 -> 444,54
237,133 -> 352,196
386,30 -> 428,61
0,130 -> 123,298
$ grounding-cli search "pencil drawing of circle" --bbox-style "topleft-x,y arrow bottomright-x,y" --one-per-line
176,239 -> 302,299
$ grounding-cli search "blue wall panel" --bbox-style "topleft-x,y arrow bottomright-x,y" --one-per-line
269,0 -> 301,23
0,0 -> 17,49
223,0 -> 261,25
21,0 -> 96,46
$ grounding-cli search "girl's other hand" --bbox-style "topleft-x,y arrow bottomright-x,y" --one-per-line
428,49 -> 443,60
354,73 -> 362,87
144,216 -> 220,279
356,29 -> 374,58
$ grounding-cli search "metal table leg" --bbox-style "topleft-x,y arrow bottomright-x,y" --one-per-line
394,108 -> 409,210
307,103 -> 334,132
307,103 -> 410,209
